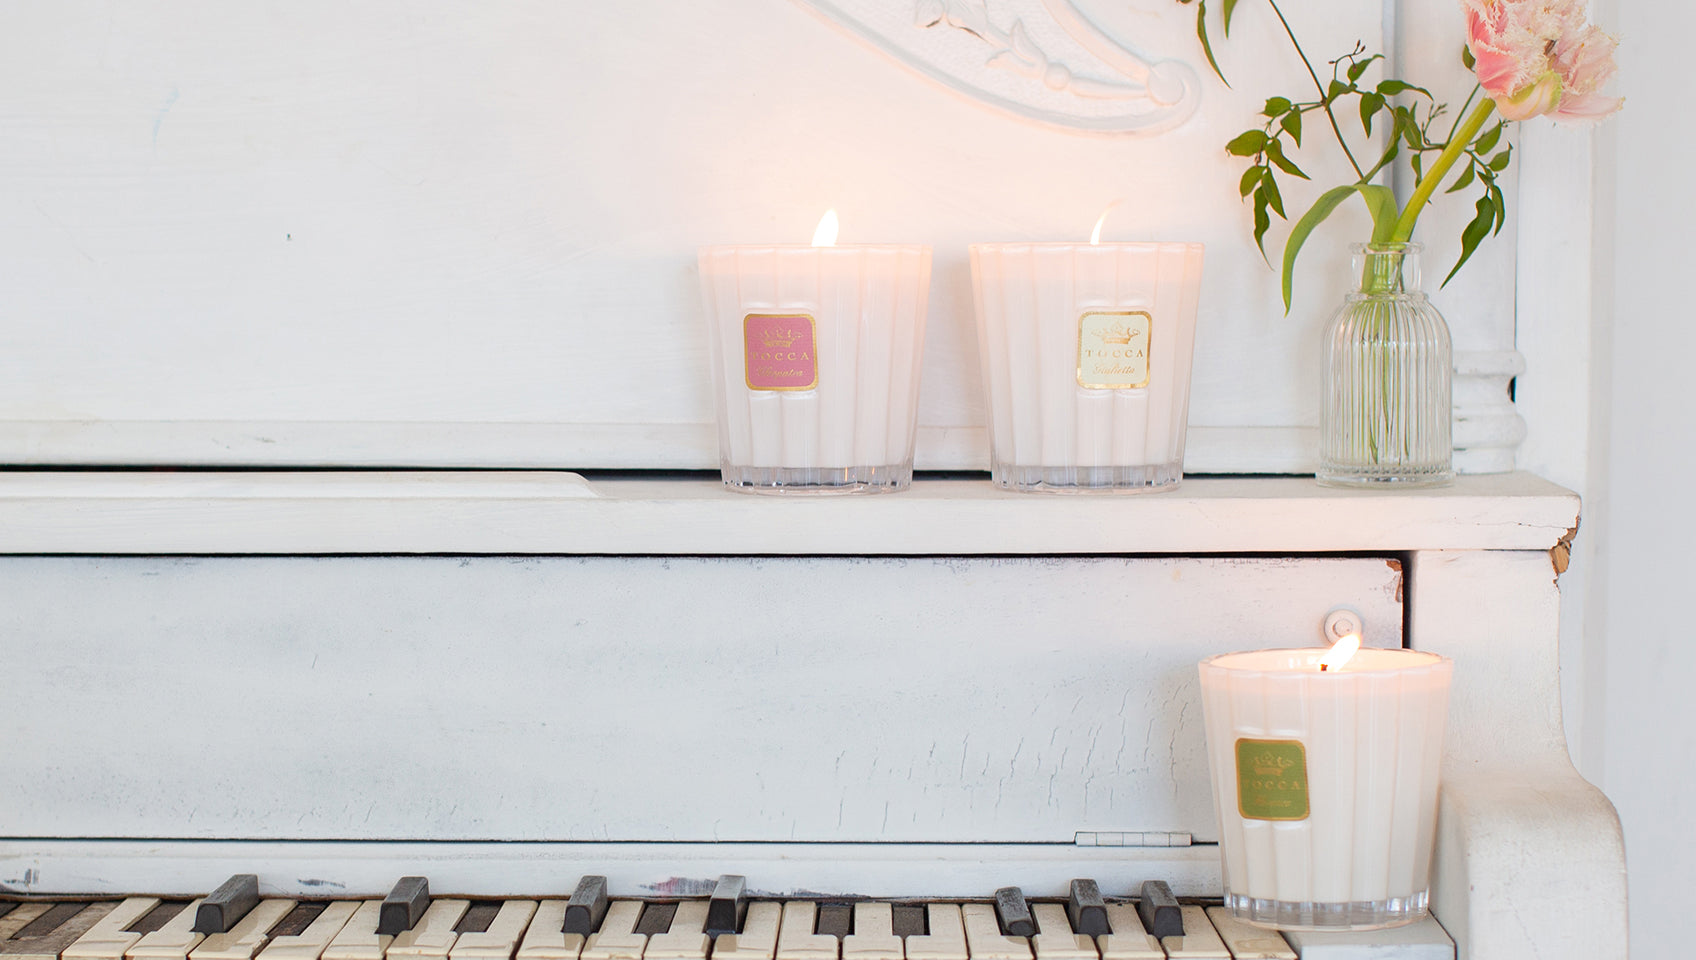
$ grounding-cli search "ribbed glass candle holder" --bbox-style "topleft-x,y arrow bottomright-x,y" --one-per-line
698,244 -> 931,494
1318,243 -> 1453,487
969,242 -> 1205,492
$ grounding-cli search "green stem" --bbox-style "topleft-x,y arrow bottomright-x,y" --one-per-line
1267,0 -> 1366,181
1389,98 -> 1495,242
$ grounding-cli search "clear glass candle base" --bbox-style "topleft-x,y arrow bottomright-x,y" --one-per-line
992,460 -> 1182,493
1226,889 -> 1429,932
721,462 -> 911,495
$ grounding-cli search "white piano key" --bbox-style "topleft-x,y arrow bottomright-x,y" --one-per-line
64,898 -> 162,960
128,900 -> 209,960
839,905 -> 900,960
1028,905 -> 1096,960
257,903 -> 362,960
386,900 -> 471,960
451,902 -> 538,960
708,902 -> 781,960
1094,906 -> 1161,960
901,905 -> 965,960
1158,908 -> 1229,960
0,906 -> 54,945
774,904 -> 835,960
578,901 -> 645,960
1278,918 -> 1454,960
322,903 -> 389,960
514,903 -> 579,960
5,903 -> 121,960
960,903 -> 1029,960
1199,909 -> 1293,960
191,900 -> 298,960
641,900 -> 708,960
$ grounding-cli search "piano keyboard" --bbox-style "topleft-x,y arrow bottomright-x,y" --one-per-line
0,876 -> 1455,960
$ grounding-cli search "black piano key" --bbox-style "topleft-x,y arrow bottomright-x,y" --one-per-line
994,888 -> 1035,938
269,904 -> 328,940
705,875 -> 746,936
814,905 -> 853,939
1066,879 -> 1111,937
635,904 -> 677,937
562,876 -> 610,936
455,902 -> 504,936
378,877 -> 432,937
890,905 -> 927,939
1137,881 -> 1183,939
126,902 -> 190,936
194,874 -> 261,934
13,903 -> 84,941
0,905 -> 12,923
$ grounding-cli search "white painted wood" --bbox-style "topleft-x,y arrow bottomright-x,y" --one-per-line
960,904 -> 1028,960
385,901 -> 468,960
450,903 -> 538,960
901,906 -> 965,960
256,903 -> 362,960
640,902 -> 708,960
0,472 -> 1577,555
578,903 -> 644,960
0,555 -> 1398,844
775,904 -> 836,960
710,903 -> 781,960
1199,908 -> 1292,960
840,905 -> 900,960
1280,916 -> 1453,960
1027,905 -> 1094,960
0,1 -> 1386,473
127,901 -> 206,960
64,899 -> 162,960
1091,906 -> 1159,960
1156,908 -> 1227,960
190,902 -> 297,960
514,904 -> 581,960
1409,550 -> 1625,960
321,903 -> 389,960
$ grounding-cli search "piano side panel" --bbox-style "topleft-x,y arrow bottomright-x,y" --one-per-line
0,555 -> 1401,843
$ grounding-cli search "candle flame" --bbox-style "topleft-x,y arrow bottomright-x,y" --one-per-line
1318,633 -> 1362,672
1090,200 -> 1123,246
812,209 -> 839,247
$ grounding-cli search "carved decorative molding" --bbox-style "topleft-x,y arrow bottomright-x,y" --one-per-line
794,0 -> 1201,133
1453,350 -> 1528,475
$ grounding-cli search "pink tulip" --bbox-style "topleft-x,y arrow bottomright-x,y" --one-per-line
1463,0 -> 1622,122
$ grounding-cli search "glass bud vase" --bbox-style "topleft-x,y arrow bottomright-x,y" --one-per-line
1318,242 -> 1453,487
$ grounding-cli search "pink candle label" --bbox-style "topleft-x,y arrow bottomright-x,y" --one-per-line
1077,310 -> 1152,389
743,313 -> 818,391
1235,738 -> 1310,821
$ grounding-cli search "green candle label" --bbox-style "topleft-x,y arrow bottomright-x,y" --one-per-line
1236,738 -> 1310,821
1077,310 -> 1151,388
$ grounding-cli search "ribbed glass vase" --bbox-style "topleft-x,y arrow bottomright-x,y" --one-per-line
1318,242 -> 1453,487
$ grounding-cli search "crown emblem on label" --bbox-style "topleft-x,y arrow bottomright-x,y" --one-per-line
1094,319 -> 1135,344
762,333 -> 798,348
1250,752 -> 1296,777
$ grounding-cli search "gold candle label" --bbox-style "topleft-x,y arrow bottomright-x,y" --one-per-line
743,313 -> 818,391
1235,738 -> 1310,821
1077,310 -> 1151,388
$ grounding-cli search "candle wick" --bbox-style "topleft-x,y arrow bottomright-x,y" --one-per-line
1319,663 -> 1329,672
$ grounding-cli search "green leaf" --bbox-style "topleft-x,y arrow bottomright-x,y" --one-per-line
1222,0 -> 1239,35
1261,170 -> 1286,218
1252,189 -> 1272,262
1194,0 -> 1229,86
1328,79 -> 1350,100
1443,195 -> 1497,287
1411,151 -> 1423,179
1473,121 -> 1504,155
1347,54 -> 1382,83
1377,79 -> 1431,98
1226,129 -> 1268,156
1359,92 -> 1384,136
1488,146 -> 1512,171
1281,108 -> 1303,146
1265,140 -> 1310,180
1279,184 -> 1357,312
1462,43 -> 1477,71
1445,161 -> 1476,194
1264,96 -> 1292,117
1239,165 -> 1265,198
1488,182 -> 1507,235
1357,184 -> 1400,244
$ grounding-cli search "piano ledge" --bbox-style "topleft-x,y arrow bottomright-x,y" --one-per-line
0,470 -> 1578,555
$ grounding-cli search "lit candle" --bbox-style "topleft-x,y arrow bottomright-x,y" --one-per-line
1197,640 -> 1453,931
698,212 -> 931,494
968,212 -> 1204,492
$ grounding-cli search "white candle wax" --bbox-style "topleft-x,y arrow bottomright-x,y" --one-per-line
1198,647 -> 1453,931
698,244 -> 931,494
968,241 -> 1204,492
